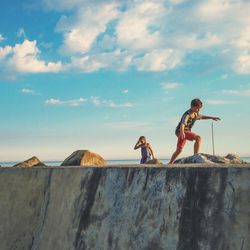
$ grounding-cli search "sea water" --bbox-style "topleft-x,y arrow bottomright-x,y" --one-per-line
1,157 -> 250,167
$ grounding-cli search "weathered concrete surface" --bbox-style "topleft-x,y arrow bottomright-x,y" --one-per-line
0,165 -> 249,250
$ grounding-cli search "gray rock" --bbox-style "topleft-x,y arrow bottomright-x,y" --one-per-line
13,156 -> 46,168
174,153 -> 247,164
61,150 -> 106,166
225,153 -> 245,163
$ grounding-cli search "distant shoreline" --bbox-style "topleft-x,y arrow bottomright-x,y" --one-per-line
1,156 -> 250,166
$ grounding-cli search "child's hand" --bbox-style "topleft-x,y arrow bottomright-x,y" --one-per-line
212,117 -> 221,121
180,131 -> 185,140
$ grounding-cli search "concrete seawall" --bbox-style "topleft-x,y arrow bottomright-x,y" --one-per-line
0,165 -> 249,250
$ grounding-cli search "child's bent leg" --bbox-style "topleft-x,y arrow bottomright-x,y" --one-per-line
169,147 -> 182,164
194,135 -> 202,154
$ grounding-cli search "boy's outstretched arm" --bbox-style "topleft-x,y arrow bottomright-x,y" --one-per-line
200,115 -> 221,121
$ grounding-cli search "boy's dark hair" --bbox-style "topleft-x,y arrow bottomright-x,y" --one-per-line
191,98 -> 203,108
139,136 -> 146,140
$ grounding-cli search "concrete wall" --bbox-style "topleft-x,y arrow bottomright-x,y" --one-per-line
0,165 -> 249,250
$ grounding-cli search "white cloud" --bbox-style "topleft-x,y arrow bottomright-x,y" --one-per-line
205,99 -> 235,105
51,1 -> 184,73
45,97 -> 86,107
169,0 -> 186,4
123,89 -> 129,94
191,0 -> 250,74
235,53 -> 250,75
56,3 -> 119,54
116,1 -> 164,51
223,89 -> 250,97
196,0 -> 250,23
235,27 -> 250,50
161,82 -> 182,89
17,28 -> 26,38
0,34 -> 6,42
173,33 -> 222,50
47,95 -> 134,108
91,96 -> 133,108
42,0 -> 250,74
64,49 -> 134,72
6,0 -> 250,75
197,1 -> 230,21
90,96 -> 101,106
103,100 -> 133,108
21,88 -> 39,95
0,40 -> 62,74
65,55 -> 105,72
221,74 -> 228,80
135,49 -> 182,72
0,46 -> 12,59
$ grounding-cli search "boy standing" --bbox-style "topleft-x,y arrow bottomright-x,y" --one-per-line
169,98 -> 220,164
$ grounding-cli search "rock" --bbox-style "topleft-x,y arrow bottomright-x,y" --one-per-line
174,154 -> 212,164
225,153 -> 245,164
174,153 -> 247,164
146,158 -> 163,165
61,150 -> 106,166
174,153 -> 246,164
13,156 -> 46,168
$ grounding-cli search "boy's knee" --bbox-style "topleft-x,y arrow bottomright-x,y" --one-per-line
195,135 -> 202,142
176,148 -> 182,154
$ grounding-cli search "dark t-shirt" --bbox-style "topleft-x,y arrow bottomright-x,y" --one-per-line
175,109 -> 202,135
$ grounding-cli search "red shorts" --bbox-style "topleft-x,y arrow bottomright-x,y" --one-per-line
176,131 -> 198,149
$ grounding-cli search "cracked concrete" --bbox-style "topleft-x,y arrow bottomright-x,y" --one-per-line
0,165 -> 249,250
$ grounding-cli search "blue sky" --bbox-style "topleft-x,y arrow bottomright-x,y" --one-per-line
0,0 -> 250,161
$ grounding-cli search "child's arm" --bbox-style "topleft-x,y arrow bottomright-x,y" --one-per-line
134,140 -> 142,150
200,115 -> 221,121
148,144 -> 155,159
179,123 -> 186,139
179,113 -> 190,139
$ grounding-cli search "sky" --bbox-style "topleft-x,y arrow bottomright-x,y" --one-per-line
0,0 -> 250,161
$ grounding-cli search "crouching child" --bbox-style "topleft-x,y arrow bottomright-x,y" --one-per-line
134,136 -> 154,164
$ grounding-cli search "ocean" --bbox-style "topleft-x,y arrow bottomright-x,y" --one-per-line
0,157 -> 250,167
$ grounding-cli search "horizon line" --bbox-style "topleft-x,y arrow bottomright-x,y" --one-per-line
1,155 -> 250,163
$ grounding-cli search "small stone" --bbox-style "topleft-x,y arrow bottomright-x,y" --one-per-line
146,159 -> 163,165
225,153 -> 246,164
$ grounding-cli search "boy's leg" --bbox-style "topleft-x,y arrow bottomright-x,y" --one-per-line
185,131 -> 202,154
194,135 -> 202,154
169,135 -> 186,164
169,147 -> 182,164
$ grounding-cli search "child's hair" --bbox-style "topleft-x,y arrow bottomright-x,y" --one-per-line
139,136 -> 146,141
191,98 -> 203,108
